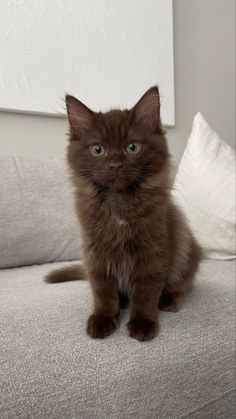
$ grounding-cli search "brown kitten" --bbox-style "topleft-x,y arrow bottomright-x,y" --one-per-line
45,86 -> 202,342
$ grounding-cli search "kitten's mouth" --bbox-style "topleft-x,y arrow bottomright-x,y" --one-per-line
104,168 -> 127,183
93,175 -> 142,193
108,172 -> 125,181
94,171 -> 141,192
97,173 -> 128,191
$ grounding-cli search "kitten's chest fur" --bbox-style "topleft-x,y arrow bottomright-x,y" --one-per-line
89,190 -> 137,241
79,184 -> 169,297
107,253 -> 133,296
112,214 -> 127,226
103,198 -> 135,294
81,190 -> 143,294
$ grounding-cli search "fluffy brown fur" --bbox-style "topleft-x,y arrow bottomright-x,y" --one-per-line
45,86 -> 202,341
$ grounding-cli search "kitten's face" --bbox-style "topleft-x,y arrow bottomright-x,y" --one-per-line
66,87 -> 169,192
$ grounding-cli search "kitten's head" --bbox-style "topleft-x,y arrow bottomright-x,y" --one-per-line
66,86 -> 170,192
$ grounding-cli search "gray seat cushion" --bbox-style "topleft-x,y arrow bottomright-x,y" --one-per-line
0,260 -> 235,418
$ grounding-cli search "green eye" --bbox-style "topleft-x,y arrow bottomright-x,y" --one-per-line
90,144 -> 105,157
126,142 -> 141,154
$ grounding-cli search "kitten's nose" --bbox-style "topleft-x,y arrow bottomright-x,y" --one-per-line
109,162 -> 124,171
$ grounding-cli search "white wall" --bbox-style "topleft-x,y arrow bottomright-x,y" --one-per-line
0,0 -> 174,125
0,0 -> 235,162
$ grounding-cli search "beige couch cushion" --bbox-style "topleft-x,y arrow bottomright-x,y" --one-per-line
0,155 -> 81,268
0,260 -> 235,418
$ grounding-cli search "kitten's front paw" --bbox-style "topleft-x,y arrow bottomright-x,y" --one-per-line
87,314 -> 117,339
127,317 -> 158,342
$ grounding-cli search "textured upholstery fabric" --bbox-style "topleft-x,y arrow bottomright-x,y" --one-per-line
173,113 -> 236,260
0,260 -> 235,418
0,155 -> 81,268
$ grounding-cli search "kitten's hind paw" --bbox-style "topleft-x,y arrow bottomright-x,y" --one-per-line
159,291 -> 183,312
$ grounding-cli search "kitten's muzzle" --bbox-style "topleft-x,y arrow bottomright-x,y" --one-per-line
108,162 -> 124,179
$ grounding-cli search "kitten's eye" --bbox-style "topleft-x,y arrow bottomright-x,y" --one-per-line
126,142 -> 141,154
90,144 -> 105,157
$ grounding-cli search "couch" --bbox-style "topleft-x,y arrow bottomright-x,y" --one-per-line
0,155 -> 235,419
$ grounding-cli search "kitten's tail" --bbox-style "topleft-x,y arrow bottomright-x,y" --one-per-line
45,264 -> 87,283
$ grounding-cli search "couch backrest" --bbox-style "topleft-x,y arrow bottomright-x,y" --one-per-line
0,155 -> 81,269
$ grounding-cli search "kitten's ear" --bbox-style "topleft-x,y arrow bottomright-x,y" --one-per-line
65,95 -> 94,138
133,86 -> 162,133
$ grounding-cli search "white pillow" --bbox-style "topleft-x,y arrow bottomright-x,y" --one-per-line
173,112 -> 235,260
